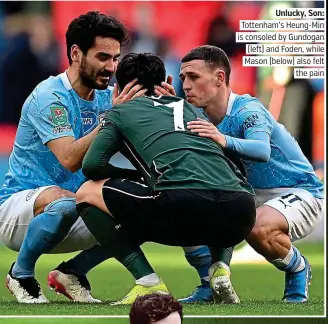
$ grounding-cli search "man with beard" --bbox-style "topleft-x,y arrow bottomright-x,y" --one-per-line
0,11 -> 148,303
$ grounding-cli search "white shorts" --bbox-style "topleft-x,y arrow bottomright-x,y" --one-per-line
0,186 -> 97,253
254,188 -> 324,242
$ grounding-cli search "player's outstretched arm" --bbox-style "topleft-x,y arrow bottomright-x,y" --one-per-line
47,125 -> 101,173
49,80 -> 149,172
27,95 -> 103,173
187,116 -> 271,162
224,132 -> 271,162
224,108 -> 273,162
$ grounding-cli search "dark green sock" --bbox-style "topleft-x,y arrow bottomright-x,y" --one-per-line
77,202 -> 155,279
219,247 -> 234,266
210,247 -> 234,266
119,249 -> 155,280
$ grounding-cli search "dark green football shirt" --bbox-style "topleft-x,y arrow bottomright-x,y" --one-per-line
83,96 -> 253,194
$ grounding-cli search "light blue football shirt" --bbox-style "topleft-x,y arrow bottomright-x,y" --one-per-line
218,92 -> 324,198
0,72 -> 113,206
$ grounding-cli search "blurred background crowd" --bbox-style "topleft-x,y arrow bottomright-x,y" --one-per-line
0,0 -> 324,185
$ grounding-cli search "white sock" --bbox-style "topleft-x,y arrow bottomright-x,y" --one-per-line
295,257 -> 306,272
271,246 -> 305,273
271,246 -> 294,269
136,273 -> 160,287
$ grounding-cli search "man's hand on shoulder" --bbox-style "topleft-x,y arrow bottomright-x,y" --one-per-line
112,79 -> 148,106
187,118 -> 227,148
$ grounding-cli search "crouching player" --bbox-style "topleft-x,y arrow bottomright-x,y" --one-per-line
74,52 -> 257,304
0,11 -> 145,303
166,45 -> 324,303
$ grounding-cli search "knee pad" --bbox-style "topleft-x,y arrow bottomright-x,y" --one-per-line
44,197 -> 78,225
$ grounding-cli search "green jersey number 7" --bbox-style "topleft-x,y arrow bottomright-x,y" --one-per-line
154,99 -> 185,131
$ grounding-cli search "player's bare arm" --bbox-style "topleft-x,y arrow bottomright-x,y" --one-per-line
48,79 -> 150,173
47,124 -> 101,173
47,79 -> 150,174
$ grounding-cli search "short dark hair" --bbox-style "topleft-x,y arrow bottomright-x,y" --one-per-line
116,53 -> 166,96
129,293 -> 183,324
66,11 -> 130,65
181,45 -> 231,85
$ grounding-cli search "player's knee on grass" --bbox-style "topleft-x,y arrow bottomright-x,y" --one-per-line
34,186 -> 75,216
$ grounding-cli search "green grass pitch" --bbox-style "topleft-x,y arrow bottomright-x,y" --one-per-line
0,242 -> 324,320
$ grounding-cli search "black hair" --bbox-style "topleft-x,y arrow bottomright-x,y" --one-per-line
116,53 -> 166,96
181,45 -> 231,85
66,11 -> 130,64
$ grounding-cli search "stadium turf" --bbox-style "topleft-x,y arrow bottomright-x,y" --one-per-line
0,242 -> 324,319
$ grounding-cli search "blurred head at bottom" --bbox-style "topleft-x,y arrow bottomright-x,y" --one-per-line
129,293 -> 183,324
